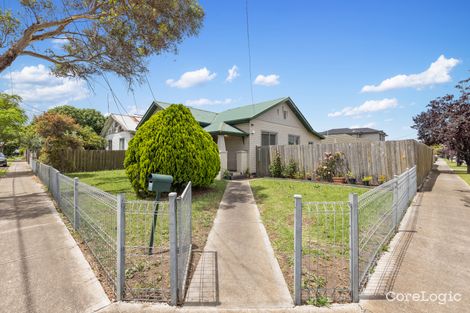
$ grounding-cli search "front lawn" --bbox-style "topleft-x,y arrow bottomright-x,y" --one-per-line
66,169 -> 227,300
250,178 -> 368,303
445,159 -> 470,186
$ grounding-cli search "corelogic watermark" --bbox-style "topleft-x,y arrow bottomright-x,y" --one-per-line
386,291 -> 462,305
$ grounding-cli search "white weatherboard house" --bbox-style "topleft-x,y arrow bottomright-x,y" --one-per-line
101,114 -> 142,150
138,97 -> 324,175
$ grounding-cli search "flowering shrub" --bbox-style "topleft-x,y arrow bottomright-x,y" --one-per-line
315,152 -> 348,181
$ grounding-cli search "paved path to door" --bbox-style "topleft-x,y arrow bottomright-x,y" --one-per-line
0,162 -> 109,313
185,180 -> 293,309
362,159 -> 470,312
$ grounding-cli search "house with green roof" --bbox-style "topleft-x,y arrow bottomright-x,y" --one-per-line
137,97 -> 324,175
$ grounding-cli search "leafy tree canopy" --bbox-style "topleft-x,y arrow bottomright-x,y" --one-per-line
48,105 -> 106,134
0,93 -> 27,148
0,0 -> 204,84
124,104 -> 220,194
35,112 -> 83,169
413,78 -> 470,173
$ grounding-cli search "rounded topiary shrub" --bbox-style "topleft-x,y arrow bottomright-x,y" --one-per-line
124,104 -> 220,194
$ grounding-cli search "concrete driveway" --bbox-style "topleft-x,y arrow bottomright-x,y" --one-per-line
0,162 -> 109,313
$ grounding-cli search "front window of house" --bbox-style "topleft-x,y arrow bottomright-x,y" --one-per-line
288,134 -> 300,145
119,138 -> 125,150
261,131 -> 277,146
108,140 -> 113,150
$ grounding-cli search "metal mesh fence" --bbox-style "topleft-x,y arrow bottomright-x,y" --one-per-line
295,166 -> 418,304
301,201 -> 351,304
76,181 -> 118,291
30,159 -> 193,304
58,173 -> 74,221
123,200 -> 171,302
177,182 -> 192,303
357,179 -> 395,288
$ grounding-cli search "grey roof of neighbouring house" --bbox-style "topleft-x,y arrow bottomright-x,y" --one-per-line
319,127 -> 387,136
100,113 -> 142,136
137,97 -> 324,138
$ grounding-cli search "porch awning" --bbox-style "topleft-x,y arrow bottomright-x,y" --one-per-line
204,122 -> 248,136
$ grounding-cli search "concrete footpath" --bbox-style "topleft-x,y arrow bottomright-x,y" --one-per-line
0,162 -> 109,313
185,180 -> 293,309
361,159 -> 470,313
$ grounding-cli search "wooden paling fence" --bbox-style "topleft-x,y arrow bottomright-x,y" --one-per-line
63,149 -> 126,172
256,139 -> 434,186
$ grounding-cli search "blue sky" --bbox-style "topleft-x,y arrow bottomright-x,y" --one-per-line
2,0 -> 470,139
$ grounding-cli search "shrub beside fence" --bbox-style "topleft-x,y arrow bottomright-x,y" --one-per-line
30,158 -> 192,305
256,139 -> 433,186
293,166 -> 417,304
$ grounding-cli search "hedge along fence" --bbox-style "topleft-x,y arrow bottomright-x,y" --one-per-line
61,149 -> 126,172
256,139 -> 434,186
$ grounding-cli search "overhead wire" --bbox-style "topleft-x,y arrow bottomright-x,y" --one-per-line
245,0 -> 255,114
59,0 -> 130,129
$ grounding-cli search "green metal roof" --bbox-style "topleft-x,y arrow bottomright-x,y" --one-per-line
137,97 -> 324,139
203,122 -> 247,136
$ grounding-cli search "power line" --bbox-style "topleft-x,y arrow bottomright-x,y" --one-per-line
245,0 -> 255,113
144,73 -> 156,102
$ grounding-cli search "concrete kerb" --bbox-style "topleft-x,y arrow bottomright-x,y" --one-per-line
95,301 -> 362,313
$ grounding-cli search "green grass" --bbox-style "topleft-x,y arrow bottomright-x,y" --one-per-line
250,179 -> 368,253
0,168 -> 7,177
445,159 -> 470,186
250,178 -> 368,302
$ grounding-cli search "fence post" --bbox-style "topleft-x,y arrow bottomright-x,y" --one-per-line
294,194 -> 302,305
349,193 -> 359,303
55,170 -> 60,206
169,192 -> 178,306
73,177 -> 80,230
405,167 -> 410,202
116,194 -> 126,301
393,175 -> 399,231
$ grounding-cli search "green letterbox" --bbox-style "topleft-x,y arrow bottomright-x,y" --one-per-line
148,173 -> 173,193
147,173 -> 173,255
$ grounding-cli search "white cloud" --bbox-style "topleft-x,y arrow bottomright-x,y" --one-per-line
185,98 -> 233,106
351,122 -> 376,129
166,67 -> 216,88
225,65 -> 239,82
361,55 -> 460,92
328,98 -> 398,117
254,74 -> 280,86
384,118 -> 393,122
2,64 -> 89,105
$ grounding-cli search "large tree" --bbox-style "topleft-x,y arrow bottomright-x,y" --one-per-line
35,112 -> 83,170
413,78 -> 470,173
0,93 -> 27,151
48,105 -> 106,134
0,0 -> 204,84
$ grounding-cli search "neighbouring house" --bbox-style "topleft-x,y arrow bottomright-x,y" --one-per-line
137,97 -> 324,175
320,134 -> 374,144
319,127 -> 387,142
101,113 -> 142,150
